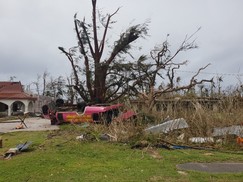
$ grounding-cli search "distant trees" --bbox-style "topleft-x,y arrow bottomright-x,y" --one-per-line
30,70 -> 67,100
31,70 -> 49,96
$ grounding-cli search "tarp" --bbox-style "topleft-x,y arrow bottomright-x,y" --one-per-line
145,118 -> 189,134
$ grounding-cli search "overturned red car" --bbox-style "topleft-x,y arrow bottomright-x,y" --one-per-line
42,100 -> 136,125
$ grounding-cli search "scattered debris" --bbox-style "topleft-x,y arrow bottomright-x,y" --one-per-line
215,138 -> 223,144
76,134 -> 85,140
17,112 -> 29,128
4,148 -> 19,159
203,153 -> 214,156
99,134 -> 110,141
15,123 -> 25,129
213,125 -> 243,145
177,170 -> 188,176
189,137 -> 214,144
177,133 -> 185,142
119,110 -> 136,120
144,118 -> 189,134
99,134 -> 117,141
3,141 -> 32,160
17,141 -> 32,151
156,143 -> 191,150
154,140 -> 214,150
76,133 -> 117,142
237,136 -> 243,146
213,125 -> 243,137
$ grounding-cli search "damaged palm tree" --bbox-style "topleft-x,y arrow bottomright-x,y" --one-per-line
58,0 -> 148,103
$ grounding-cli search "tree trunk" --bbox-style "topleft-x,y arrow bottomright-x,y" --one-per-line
94,64 -> 107,103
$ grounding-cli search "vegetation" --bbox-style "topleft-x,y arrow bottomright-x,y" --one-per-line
1,0 -> 243,181
24,0 -> 243,111
57,0 -> 212,105
1,94 -> 243,181
58,0 -> 149,103
1,128 -> 243,182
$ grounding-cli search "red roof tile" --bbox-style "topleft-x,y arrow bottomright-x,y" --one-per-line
0,81 -> 36,100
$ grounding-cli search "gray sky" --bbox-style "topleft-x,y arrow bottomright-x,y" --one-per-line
1,0 -> 243,89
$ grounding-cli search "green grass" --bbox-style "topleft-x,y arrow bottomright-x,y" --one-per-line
1,130 -> 243,182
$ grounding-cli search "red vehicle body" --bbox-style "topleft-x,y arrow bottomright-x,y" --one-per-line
42,101 -> 136,125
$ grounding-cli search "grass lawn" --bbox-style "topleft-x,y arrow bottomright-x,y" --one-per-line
1,129 -> 243,182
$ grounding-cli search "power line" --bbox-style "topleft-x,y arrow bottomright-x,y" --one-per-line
176,70 -> 243,77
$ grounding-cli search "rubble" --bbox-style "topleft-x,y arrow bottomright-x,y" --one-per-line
189,137 -> 214,144
3,141 -> 32,159
99,134 -> 117,141
76,134 -> 85,140
213,125 -> 243,137
144,118 -> 189,134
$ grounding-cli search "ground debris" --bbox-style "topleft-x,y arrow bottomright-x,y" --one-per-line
3,141 -> 32,160
213,125 -> 243,137
144,118 -> 188,134
189,137 -> 214,144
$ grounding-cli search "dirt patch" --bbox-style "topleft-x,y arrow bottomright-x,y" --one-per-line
0,117 -> 59,133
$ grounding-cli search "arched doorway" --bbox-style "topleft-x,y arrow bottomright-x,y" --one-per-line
0,102 -> 8,117
28,101 -> 34,112
11,101 -> 25,116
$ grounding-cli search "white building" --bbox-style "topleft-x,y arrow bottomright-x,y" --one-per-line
0,81 -> 37,116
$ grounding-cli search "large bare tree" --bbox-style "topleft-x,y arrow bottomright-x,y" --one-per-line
59,0 -> 148,103
59,0 -> 212,108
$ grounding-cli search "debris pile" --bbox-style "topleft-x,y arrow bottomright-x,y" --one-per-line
3,141 -> 32,160
144,118 -> 189,134
213,125 -> 243,137
142,117 -> 243,149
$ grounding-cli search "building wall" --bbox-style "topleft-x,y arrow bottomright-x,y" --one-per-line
0,99 -> 35,116
33,95 -> 53,113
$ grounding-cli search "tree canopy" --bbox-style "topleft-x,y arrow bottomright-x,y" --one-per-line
59,0 -> 212,106
59,0 -> 149,103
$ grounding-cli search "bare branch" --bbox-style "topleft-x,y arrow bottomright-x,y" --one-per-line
74,18 -> 94,98
92,0 -> 99,59
99,8 -> 120,59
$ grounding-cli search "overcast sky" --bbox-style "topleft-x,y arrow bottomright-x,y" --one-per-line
1,0 -> 243,89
